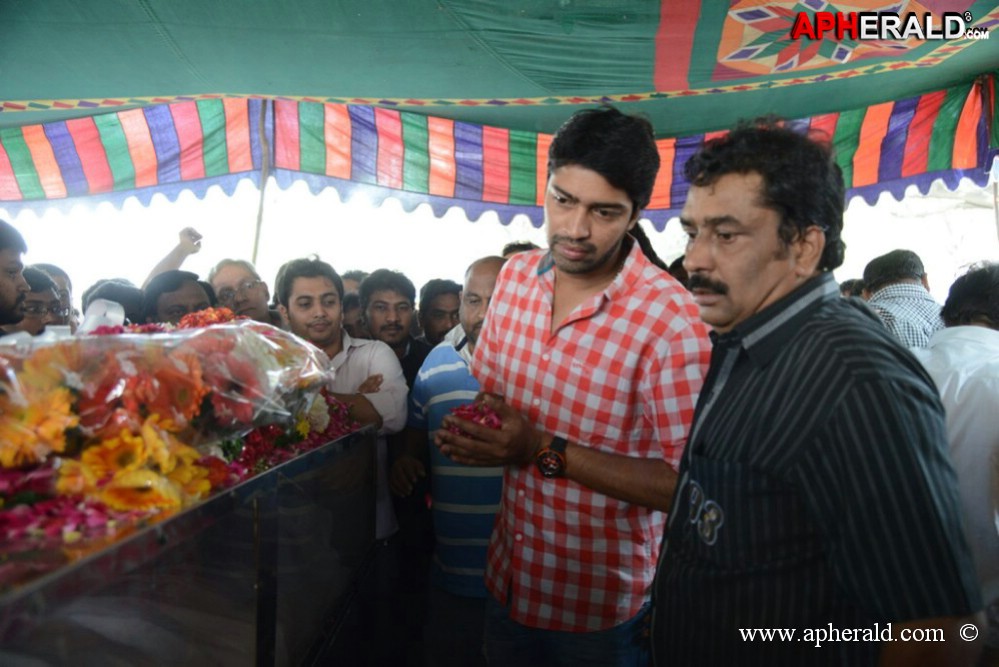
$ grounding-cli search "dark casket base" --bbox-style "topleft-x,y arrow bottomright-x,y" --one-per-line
0,426 -> 376,666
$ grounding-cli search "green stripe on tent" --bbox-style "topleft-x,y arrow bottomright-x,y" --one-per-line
401,112 -> 429,193
508,129 -> 536,205
0,128 -> 45,200
298,102 -> 325,174
197,99 -> 229,177
831,107 -> 866,189
926,85 -> 967,172
93,113 -> 136,189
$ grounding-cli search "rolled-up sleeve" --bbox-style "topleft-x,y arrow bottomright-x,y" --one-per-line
362,341 -> 408,435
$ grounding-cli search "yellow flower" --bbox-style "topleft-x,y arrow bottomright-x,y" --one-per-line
81,431 -> 146,479
164,444 -> 212,500
56,459 -> 98,496
99,469 -> 182,511
0,386 -> 78,468
140,414 -> 182,473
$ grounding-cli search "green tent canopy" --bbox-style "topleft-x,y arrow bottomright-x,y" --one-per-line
1,0 -> 997,221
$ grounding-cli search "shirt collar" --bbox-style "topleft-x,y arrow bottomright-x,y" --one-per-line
443,323 -> 473,364
713,273 -> 839,367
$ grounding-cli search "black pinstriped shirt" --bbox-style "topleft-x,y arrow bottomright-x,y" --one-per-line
652,273 -> 981,667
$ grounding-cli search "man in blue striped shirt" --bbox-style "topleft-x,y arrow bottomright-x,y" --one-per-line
391,255 -> 507,667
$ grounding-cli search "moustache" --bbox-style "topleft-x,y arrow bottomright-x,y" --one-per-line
687,273 -> 730,296
552,236 -> 595,253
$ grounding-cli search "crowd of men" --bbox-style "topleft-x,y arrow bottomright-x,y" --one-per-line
0,104 -> 996,667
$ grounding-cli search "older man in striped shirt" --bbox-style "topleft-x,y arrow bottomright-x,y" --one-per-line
653,120 -> 983,667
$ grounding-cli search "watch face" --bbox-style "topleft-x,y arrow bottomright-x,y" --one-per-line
536,450 -> 565,478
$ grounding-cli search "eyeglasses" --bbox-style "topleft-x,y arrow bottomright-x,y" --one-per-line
217,279 -> 262,305
22,304 -> 70,317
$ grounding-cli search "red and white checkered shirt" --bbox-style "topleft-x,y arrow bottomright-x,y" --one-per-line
472,242 -> 711,631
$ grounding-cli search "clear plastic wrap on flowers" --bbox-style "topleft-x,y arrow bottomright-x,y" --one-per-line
0,319 -> 333,468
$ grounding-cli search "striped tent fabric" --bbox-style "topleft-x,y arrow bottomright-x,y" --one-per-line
1,77 -> 995,228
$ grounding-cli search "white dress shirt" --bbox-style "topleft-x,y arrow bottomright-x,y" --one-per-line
329,331 -> 408,539
912,326 -> 999,605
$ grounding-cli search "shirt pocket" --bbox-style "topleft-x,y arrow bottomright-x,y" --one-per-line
672,453 -> 822,573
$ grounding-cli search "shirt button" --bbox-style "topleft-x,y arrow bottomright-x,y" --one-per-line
542,353 -> 550,361
533,398 -> 540,406
518,489 -> 525,497
515,533 -> 523,542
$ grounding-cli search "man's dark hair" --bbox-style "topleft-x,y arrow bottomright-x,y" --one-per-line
82,278 -> 136,312
839,278 -> 865,297
419,279 -> 462,311
501,240 -> 540,257
142,270 -> 207,322
22,266 -> 57,294
342,269 -> 369,286
684,118 -> 846,272
86,281 -> 144,324
343,291 -> 361,312
31,263 -> 71,292
275,257 -> 343,308
0,219 -> 27,255
548,106 -> 660,214
862,249 -> 926,295
940,262 -> 999,329
359,269 -> 416,312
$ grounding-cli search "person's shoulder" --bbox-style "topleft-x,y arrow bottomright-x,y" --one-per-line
800,296 -> 932,385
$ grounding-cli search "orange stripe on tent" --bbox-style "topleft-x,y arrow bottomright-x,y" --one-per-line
274,100 -> 300,171
428,116 -> 455,197
21,125 -> 67,198
170,101 -> 206,180
223,98 -> 253,173
324,104 -> 351,179
650,138 -> 675,210
852,101 -> 893,187
535,133 -> 553,206
809,112 -> 839,144
375,107 -> 404,189
901,90 -> 945,178
118,108 -> 159,188
482,126 -> 510,203
0,141 -> 23,200
952,87 -> 982,169
65,117 -> 115,193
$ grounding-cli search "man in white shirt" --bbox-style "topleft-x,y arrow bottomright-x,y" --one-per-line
275,256 -> 407,540
912,262 -> 999,661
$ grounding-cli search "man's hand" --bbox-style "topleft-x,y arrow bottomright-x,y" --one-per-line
357,374 -> 383,394
179,227 -> 202,255
389,456 -> 426,497
434,394 -> 541,467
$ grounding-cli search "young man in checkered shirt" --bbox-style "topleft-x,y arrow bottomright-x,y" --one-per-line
435,107 -> 711,666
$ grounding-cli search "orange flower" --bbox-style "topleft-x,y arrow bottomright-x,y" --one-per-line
99,469 -> 182,511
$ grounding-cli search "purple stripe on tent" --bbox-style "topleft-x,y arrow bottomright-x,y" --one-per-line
670,134 -> 702,205
878,95 -> 918,183
348,105 -> 378,185
787,117 -> 811,135
143,105 -> 182,186
42,121 -> 89,197
454,121 -> 483,200
976,110 -> 989,168
248,98 -> 263,169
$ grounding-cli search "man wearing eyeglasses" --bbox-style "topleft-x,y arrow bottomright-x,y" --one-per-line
208,258 -> 283,327
3,267 -> 65,336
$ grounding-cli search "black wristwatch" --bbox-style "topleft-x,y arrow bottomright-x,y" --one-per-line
535,435 -> 567,478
